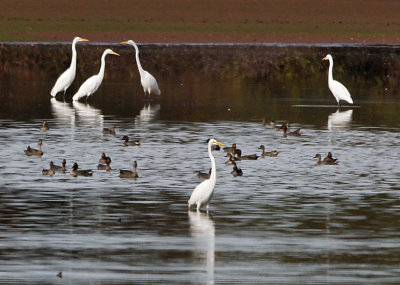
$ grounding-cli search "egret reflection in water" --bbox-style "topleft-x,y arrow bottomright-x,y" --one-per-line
188,211 -> 215,285
51,98 -> 76,126
72,101 -> 104,127
135,104 -> 160,124
328,109 -> 353,130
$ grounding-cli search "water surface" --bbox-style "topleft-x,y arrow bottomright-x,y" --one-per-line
0,77 -> 399,284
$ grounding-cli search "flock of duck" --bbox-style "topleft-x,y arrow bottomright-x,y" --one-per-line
25,122 -> 140,178
29,36 -> 351,212
187,119 -> 339,211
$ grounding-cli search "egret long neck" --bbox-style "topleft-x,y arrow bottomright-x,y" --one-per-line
133,43 -> 145,77
97,52 -> 107,80
208,143 -> 216,180
70,40 -> 78,70
328,58 -> 334,84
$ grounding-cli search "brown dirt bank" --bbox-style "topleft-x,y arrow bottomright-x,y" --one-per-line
1,0 -> 400,44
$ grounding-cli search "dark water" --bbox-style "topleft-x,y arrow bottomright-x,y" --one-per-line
0,75 -> 400,284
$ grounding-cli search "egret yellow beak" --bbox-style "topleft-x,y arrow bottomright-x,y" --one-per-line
112,51 -> 120,56
215,141 -> 225,146
81,38 -> 89,42
120,41 -> 129,44
322,56 -> 327,60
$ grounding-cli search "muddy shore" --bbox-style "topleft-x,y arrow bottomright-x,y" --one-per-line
1,0 -> 400,44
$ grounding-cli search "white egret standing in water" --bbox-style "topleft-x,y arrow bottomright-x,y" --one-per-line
121,40 -> 161,97
72,49 -> 120,101
322,54 -> 353,106
188,139 -> 225,212
50,37 -> 89,98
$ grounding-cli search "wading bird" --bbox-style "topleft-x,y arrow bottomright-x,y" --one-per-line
188,139 -> 225,212
121,40 -> 161,97
50,37 -> 89,98
322,54 -> 353,106
72,49 -> 120,101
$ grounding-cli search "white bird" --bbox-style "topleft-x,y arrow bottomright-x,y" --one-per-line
72,49 -> 120,101
121,40 -> 161,97
188,139 -> 225,212
323,54 -> 353,106
50,36 -> 89,98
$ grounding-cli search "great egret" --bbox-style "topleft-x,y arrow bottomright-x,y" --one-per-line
72,49 -> 120,101
50,37 -> 89,98
121,40 -> 161,97
322,54 -> 353,106
188,139 -> 225,212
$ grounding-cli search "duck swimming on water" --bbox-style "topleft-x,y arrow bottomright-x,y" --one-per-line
40,120 -> 49,132
103,124 -> 116,135
231,161 -> 243,177
283,123 -> 302,136
97,156 -> 112,171
99,153 -> 112,164
24,140 -> 43,156
225,153 -> 237,164
258,145 -> 279,157
235,149 -> 258,160
122,135 -> 140,146
197,168 -> 211,179
42,168 -> 55,176
223,143 -> 239,154
119,161 -> 139,178
50,159 -> 67,173
70,163 -> 93,177
314,153 -> 339,165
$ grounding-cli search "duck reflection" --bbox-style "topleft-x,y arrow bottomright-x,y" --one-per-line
50,98 -> 76,126
135,104 -> 160,124
188,211 -> 215,284
328,109 -> 353,130
72,101 -> 104,127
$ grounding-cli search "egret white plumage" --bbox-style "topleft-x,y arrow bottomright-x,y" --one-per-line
121,40 -> 161,97
188,139 -> 225,212
72,49 -> 120,101
322,54 -> 353,106
50,37 -> 89,98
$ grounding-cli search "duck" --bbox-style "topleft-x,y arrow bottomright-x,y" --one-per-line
283,123 -> 302,136
99,153 -> 112,164
223,143 -> 239,154
225,153 -> 237,164
102,124 -> 116,135
50,159 -> 67,173
262,119 -> 276,126
97,157 -> 112,171
258,145 -> 279,157
235,149 -> 258,160
211,144 -> 220,151
119,161 -> 139,178
40,120 -> 49,132
231,161 -> 243,177
122,135 -> 140,146
197,168 -> 211,179
70,163 -> 93,177
24,140 -> 43,156
324,152 -> 338,164
42,168 -> 55,176
314,153 -> 339,165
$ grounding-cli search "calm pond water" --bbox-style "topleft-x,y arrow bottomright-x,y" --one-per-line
0,75 -> 400,284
